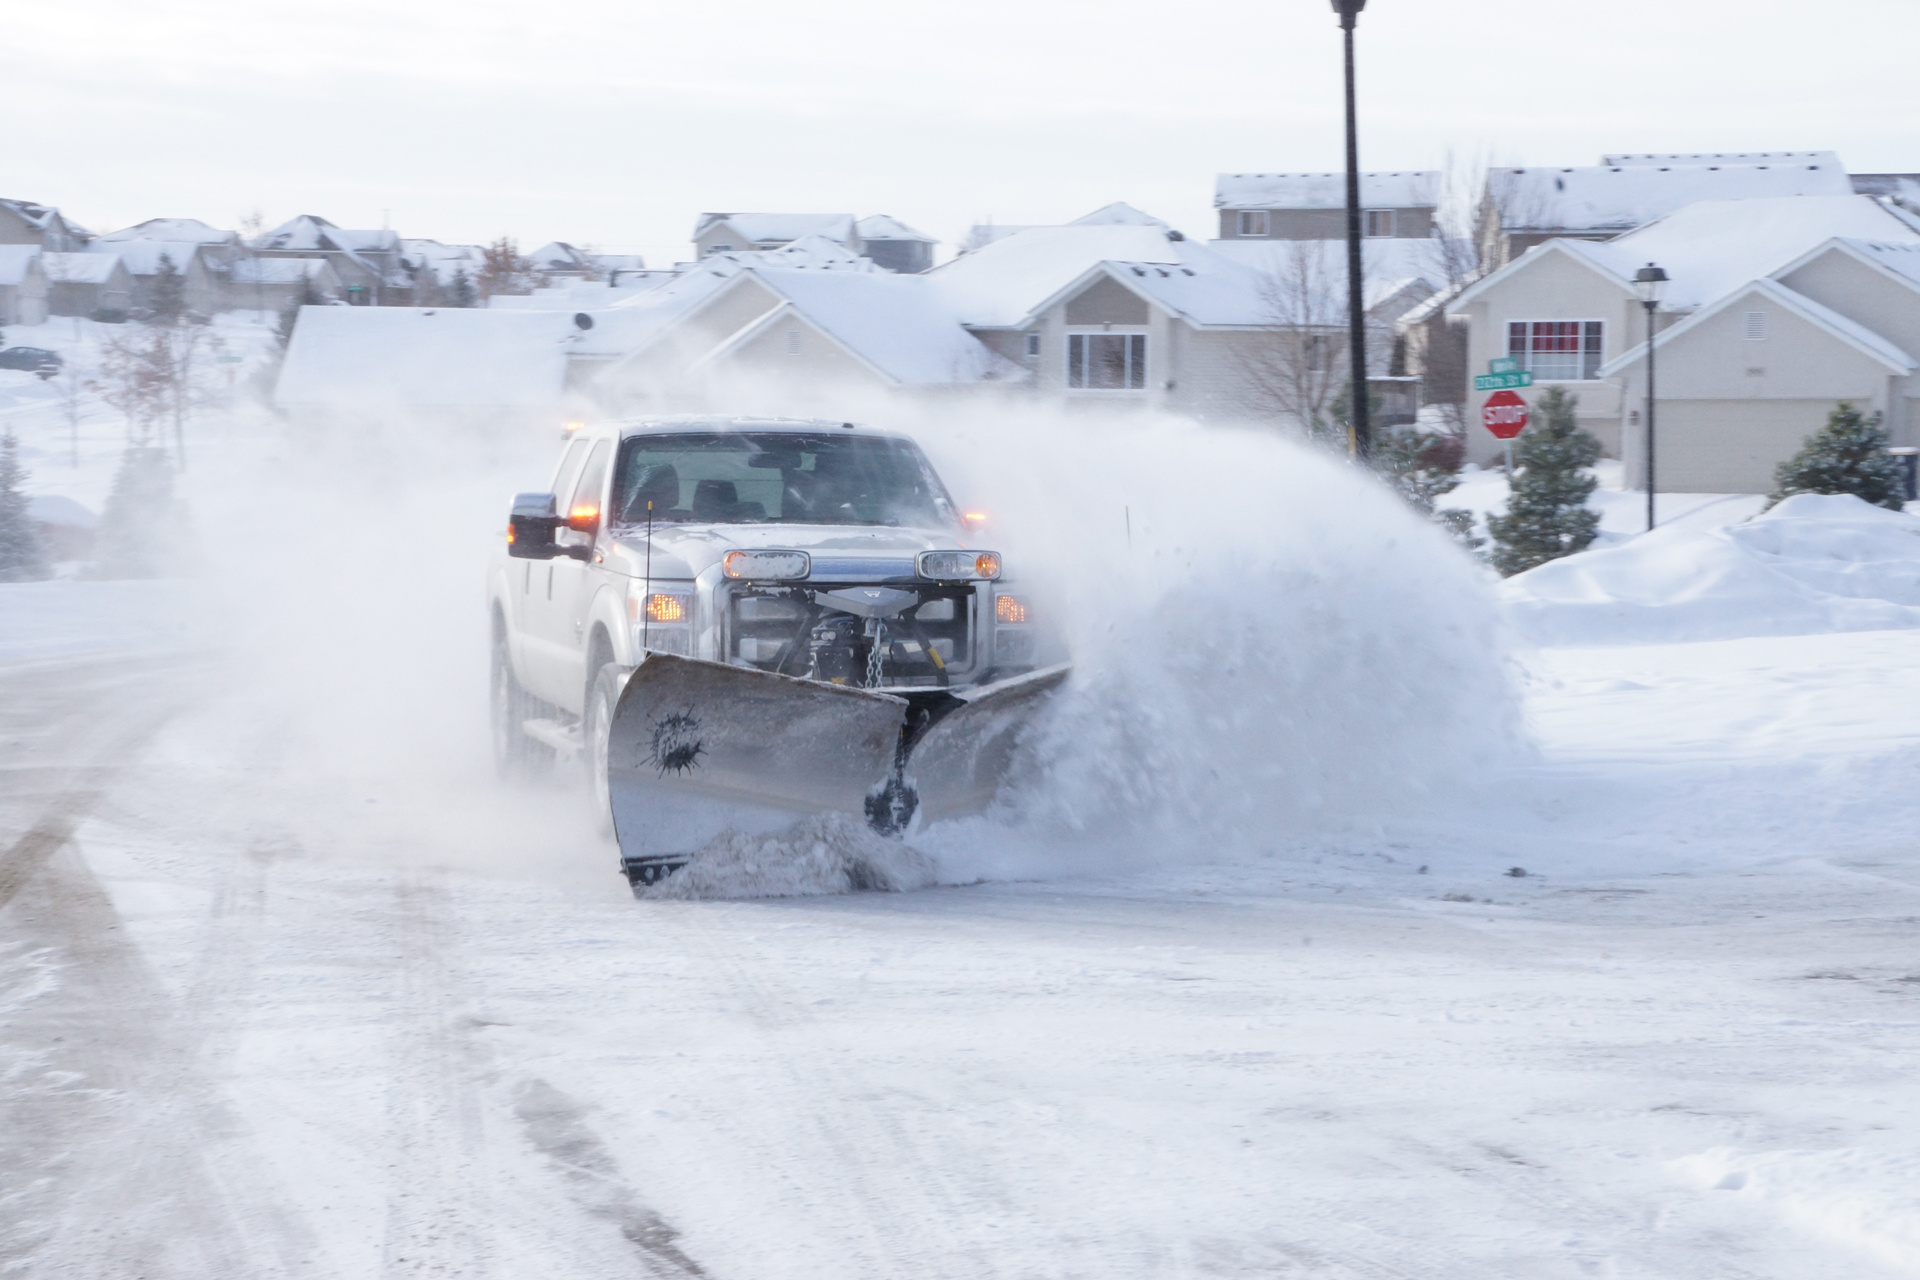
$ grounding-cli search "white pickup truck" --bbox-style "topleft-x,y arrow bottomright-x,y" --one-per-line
487,415 -> 1064,887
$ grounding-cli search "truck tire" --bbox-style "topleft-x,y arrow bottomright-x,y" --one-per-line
583,663 -> 622,836
491,629 -> 552,778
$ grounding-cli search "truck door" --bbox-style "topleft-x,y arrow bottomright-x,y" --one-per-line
531,437 -> 613,713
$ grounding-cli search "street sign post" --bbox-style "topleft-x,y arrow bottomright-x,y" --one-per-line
1481,388 -> 1529,472
1474,370 -> 1533,391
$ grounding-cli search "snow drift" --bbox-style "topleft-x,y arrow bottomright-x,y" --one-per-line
1502,493 -> 1920,646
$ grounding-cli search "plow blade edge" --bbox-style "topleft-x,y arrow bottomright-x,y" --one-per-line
905,664 -> 1072,824
606,654 -> 907,865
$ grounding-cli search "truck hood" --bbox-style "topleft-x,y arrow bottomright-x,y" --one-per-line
604,522 -> 977,582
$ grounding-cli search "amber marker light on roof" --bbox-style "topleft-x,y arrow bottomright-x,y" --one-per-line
564,421 -> 585,433
963,511 -> 988,527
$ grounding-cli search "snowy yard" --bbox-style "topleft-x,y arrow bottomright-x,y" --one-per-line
5,400 -> 1920,1277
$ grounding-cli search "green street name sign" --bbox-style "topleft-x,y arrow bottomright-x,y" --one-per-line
1474,371 -> 1534,391
1488,356 -> 1519,374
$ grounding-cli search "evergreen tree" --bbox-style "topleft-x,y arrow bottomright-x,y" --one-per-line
449,266 -> 478,308
1487,387 -> 1601,576
90,442 -> 190,579
1766,402 -> 1906,511
0,432 -> 51,582
275,281 -> 326,351
150,252 -> 188,323
1371,427 -> 1484,550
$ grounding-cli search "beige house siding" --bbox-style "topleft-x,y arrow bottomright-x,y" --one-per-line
0,257 -> 50,325
1458,249 -> 1646,466
1217,207 -> 1436,241
1776,251 -> 1920,368
709,313 -> 890,390
1616,295 -> 1901,491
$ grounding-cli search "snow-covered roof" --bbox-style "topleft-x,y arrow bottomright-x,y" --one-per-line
1597,277 -> 1917,377
929,224 -> 1186,327
1839,238 -> 1920,291
0,198 -> 63,232
85,240 -> 203,277
1603,151 -> 1841,168
854,214 -> 936,243
40,252 -> 123,285
528,241 -> 595,271
230,258 -> 334,285
399,239 -> 487,284
96,218 -> 238,246
693,213 -> 856,246
1452,195 -> 1920,317
1215,172 -> 1438,211
0,245 -> 42,286
1070,202 -> 1170,228
274,307 -> 576,410
740,270 -> 1020,384
1205,238 -> 1456,311
28,495 -> 97,529
1492,160 -> 1852,232
252,215 -> 395,255
591,253 -> 649,273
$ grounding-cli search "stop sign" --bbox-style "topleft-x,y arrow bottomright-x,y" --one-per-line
1481,389 -> 1530,439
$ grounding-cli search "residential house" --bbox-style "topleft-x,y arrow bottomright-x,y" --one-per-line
253,216 -> 408,304
0,247 -> 50,325
1445,194 -> 1920,487
1214,171 -> 1438,242
42,252 -> 134,317
399,239 -> 488,301
853,215 -> 938,274
1481,153 -> 1852,268
959,203 -> 1166,255
228,258 -> 343,311
589,248 -> 1019,409
95,218 -> 246,309
693,214 -> 858,259
0,199 -> 90,252
85,241 -> 222,315
931,219 -> 1310,420
1852,173 -> 1920,216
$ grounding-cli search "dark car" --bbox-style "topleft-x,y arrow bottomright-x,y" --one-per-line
0,347 -> 63,372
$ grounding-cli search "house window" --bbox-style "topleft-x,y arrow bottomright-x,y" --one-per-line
1024,332 -> 1041,358
1067,333 -> 1147,390
1237,210 -> 1269,237
1364,210 -> 1395,237
1507,320 -> 1603,380
1744,310 -> 1769,341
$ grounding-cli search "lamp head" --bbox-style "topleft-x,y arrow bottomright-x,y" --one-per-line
1330,0 -> 1366,27
1633,262 -> 1669,305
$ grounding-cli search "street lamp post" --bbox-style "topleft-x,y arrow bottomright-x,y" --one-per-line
1633,263 -> 1668,531
1331,0 -> 1369,459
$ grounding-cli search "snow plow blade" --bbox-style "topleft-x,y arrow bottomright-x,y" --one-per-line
606,655 -> 906,876
906,664 -> 1072,824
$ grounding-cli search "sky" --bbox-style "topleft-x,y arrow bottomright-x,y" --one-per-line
8,0 -> 1917,267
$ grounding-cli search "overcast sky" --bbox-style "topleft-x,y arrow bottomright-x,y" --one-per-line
9,0 -> 1915,265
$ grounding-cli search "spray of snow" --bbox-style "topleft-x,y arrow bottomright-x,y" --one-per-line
639,813 -> 936,900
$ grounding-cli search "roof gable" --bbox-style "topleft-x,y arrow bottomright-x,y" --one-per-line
1596,277 -> 1916,377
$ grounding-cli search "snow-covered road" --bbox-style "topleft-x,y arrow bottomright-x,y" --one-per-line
6,628 -> 1920,1278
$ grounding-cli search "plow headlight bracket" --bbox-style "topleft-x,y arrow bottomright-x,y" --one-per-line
723,549 -> 811,581
917,550 -> 1001,581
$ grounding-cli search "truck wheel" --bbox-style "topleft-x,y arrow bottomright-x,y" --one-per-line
491,631 -> 552,778
583,663 -> 622,836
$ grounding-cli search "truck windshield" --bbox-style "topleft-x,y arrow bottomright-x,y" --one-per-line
608,432 -> 957,528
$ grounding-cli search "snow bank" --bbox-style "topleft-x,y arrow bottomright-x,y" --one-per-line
1503,493 -> 1920,646
1672,1146 -> 1920,1272
640,814 -> 936,900
0,579 -> 206,663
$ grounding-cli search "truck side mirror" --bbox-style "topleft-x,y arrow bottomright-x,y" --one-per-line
507,492 -> 562,559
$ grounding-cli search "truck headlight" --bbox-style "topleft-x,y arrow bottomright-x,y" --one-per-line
917,550 -> 1001,581
723,549 -> 810,581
